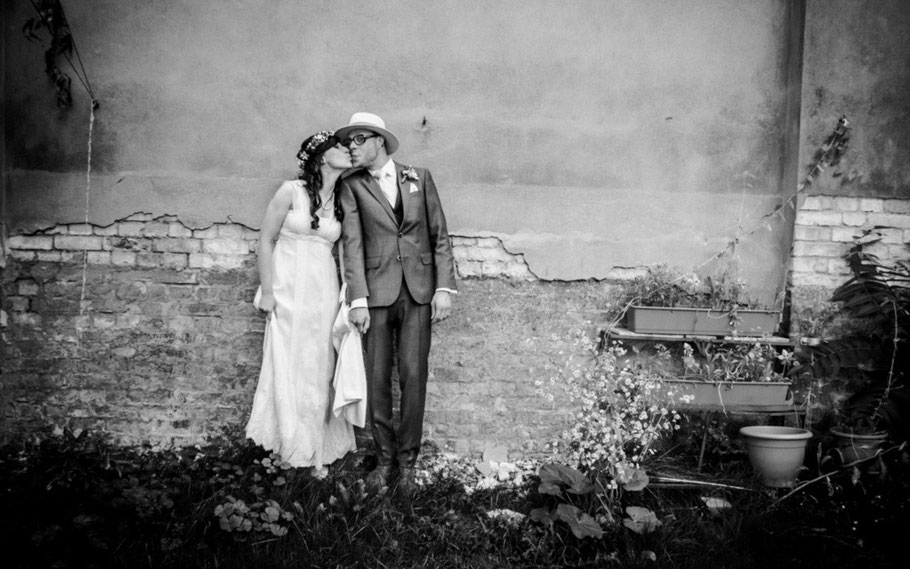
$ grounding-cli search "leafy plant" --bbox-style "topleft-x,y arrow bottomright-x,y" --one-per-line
213,496 -> 295,536
622,506 -> 662,535
681,342 -> 799,383
625,264 -> 764,311
792,299 -> 842,339
806,230 -> 910,436
529,464 -> 604,539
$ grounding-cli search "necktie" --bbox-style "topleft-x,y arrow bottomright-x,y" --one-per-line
370,169 -> 398,212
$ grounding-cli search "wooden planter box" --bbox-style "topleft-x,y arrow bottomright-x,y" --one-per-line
627,306 -> 781,337
661,379 -> 794,413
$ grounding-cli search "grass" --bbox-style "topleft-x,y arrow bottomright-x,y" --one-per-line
1,428 -> 908,569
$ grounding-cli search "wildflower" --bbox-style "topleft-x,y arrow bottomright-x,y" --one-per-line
486,508 -> 526,527
543,337 -> 683,478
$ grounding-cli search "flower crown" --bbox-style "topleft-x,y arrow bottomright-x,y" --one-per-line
296,130 -> 335,163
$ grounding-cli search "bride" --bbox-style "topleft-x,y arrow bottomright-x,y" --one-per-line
245,130 -> 357,476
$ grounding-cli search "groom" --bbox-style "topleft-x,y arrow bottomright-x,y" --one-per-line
336,112 -> 457,495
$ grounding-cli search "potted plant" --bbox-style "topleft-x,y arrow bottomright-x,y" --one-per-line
804,231 -> 910,462
661,342 -> 799,412
829,421 -> 889,464
790,298 -> 841,347
622,265 -> 782,337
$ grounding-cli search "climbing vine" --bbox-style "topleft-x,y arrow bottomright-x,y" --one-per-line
23,0 -> 96,108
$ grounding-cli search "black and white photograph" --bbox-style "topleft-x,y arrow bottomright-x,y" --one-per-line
1,1 -> 908,567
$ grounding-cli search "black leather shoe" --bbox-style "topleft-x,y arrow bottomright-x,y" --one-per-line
365,465 -> 392,493
396,467 -> 418,497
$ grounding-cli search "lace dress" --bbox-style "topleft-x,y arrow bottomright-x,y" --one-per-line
246,181 -> 356,468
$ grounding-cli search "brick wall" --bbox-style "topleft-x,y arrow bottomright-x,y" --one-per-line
790,195 -> 910,333
451,236 -> 536,280
2,214 -> 263,446
1,214 -> 594,457
792,196 -> 910,289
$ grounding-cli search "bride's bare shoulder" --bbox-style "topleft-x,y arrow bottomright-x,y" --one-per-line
276,179 -> 304,193
268,180 -> 300,206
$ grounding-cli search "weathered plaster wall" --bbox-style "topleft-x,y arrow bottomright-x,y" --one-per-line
4,0 -> 800,299
798,0 -> 910,199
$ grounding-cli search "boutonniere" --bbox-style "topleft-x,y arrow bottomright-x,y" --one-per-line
401,166 -> 419,182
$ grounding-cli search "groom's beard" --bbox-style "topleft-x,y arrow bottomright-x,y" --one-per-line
350,143 -> 380,169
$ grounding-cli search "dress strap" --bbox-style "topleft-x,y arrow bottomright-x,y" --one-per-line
291,180 -> 307,211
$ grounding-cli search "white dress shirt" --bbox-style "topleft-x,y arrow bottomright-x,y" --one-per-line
369,158 -> 399,208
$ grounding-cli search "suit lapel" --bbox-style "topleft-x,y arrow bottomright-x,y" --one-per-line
361,172 -> 397,224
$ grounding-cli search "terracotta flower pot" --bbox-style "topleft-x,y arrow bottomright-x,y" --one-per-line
829,428 -> 888,464
739,426 -> 812,488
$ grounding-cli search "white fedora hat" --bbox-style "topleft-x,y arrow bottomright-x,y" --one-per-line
335,112 -> 399,154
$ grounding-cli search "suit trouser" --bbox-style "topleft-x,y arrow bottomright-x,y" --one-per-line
363,283 -> 431,468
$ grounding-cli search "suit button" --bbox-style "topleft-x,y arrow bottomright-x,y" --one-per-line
398,233 -> 403,238
396,255 -> 401,261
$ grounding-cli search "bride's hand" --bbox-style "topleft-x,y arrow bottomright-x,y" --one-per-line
258,292 -> 276,313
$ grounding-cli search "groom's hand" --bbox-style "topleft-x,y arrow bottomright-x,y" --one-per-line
349,307 -> 370,334
431,291 -> 452,323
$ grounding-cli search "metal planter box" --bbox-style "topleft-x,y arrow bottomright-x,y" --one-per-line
627,306 -> 781,337
662,379 -> 794,413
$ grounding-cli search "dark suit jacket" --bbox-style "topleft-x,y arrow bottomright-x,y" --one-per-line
339,162 -> 457,307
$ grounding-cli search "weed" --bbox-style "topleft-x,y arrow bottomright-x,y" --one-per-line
1,429 -> 908,568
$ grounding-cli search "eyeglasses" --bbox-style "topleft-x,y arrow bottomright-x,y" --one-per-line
342,134 -> 378,147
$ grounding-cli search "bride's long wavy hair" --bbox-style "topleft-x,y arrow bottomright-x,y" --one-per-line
296,132 -> 344,230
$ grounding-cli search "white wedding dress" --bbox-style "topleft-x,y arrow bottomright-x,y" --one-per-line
246,181 -> 356,468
